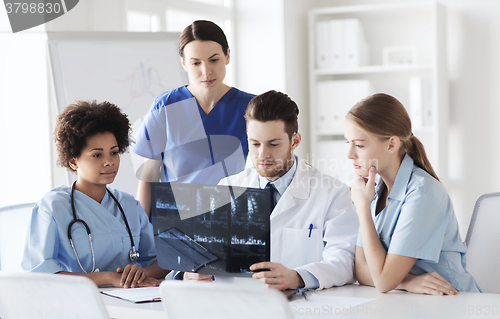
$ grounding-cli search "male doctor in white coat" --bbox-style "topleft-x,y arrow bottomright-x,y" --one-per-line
217,90 -> 359,290
182,90 -> 358,289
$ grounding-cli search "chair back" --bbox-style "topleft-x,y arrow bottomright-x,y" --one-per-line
0,272 -> 110,319
465,192 -> 500,293
160,280 -> 293,319
0,203 -> 35,271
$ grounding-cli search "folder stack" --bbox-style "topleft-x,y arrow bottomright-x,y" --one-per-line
315,18 -> 369,70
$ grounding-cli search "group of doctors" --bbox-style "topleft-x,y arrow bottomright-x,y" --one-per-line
21,20 -> 481,294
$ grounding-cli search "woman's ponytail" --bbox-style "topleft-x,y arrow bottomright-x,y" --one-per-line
405,135 -> 439,181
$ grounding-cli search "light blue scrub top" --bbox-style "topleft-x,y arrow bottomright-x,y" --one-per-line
356,154 -> 481,292
131,86 -> 255,185
22,185 -> 156,274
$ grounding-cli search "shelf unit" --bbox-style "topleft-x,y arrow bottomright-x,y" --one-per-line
308,2 -> 448,185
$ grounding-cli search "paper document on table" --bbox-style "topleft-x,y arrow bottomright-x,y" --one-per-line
101,287 -> 161,303
289,293 -> 375,315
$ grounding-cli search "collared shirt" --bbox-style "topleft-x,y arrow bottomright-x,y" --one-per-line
258,156 -> 297,204
257,156 -> 319,289
356,154 -> 481,292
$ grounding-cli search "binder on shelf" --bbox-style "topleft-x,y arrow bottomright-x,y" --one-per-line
408,76 -> 432,127
329,19 -> 344,70
316,79 -> 373,135
316,20 -> 330,69
422,78 -> 433,127
343,19 -> 369,69
316,81 -> 335,133
408,76 -> 423,129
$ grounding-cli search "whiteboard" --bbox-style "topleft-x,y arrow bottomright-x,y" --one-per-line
48,32 -> 188,196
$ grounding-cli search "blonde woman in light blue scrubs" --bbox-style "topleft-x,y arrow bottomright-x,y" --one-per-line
345,93 -> 481,294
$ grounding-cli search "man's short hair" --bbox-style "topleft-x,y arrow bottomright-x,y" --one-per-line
244,90 -> 299,139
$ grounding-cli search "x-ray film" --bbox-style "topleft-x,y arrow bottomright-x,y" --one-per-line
151,182 -> 271,277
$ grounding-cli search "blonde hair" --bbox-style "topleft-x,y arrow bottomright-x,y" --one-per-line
346,93 -> 439,181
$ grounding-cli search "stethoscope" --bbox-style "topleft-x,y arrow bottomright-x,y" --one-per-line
68,181 -> 139,273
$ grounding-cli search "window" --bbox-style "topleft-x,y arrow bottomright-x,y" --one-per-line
0,33 -> 51,208
189,0 -> 228,6
165,9 -> 225,32
127,11 -> 160,32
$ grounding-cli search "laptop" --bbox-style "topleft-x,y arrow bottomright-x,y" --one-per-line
0,272 -> 110,319
151,182 -> 271,277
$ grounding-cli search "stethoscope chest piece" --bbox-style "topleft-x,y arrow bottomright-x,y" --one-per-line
69,182 -> 139,272
130,247 -> 140,263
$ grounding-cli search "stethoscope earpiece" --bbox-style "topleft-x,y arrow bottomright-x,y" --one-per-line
69,182 -> 138,273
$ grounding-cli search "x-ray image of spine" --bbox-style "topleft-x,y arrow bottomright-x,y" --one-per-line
152,183 -> 270,276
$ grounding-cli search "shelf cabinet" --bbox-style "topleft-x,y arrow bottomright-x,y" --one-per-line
308,2 -> 448,185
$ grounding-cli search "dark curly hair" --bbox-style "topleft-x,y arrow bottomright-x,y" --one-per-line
54,100 -> 131,171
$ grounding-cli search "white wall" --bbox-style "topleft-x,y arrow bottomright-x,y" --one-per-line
0,17 -> 51,207
282,0 -> 318,159
234,0 -> 315,159
445,0 -> 500,235
233,0 -> 286,95
43,0 -> 125,31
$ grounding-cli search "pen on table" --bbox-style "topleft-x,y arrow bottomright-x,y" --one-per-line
308,224 -> 313,237
302,291 -> 308,301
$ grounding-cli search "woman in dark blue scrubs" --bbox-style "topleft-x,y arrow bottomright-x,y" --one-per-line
132,20 -> 255,217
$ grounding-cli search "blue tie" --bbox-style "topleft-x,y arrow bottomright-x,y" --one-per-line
265,182 -> 277,213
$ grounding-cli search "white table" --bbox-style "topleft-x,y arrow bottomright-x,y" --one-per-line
102,284 -> 500,319
101,291 -> 166,319
288,284 -> 500,318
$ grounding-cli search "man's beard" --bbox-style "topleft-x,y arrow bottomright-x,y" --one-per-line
253,147 -> 294,180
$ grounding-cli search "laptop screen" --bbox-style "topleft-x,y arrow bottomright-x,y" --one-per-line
151,182 -> 271,277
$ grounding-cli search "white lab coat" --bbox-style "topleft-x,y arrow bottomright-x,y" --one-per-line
219,157 -> 358,289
